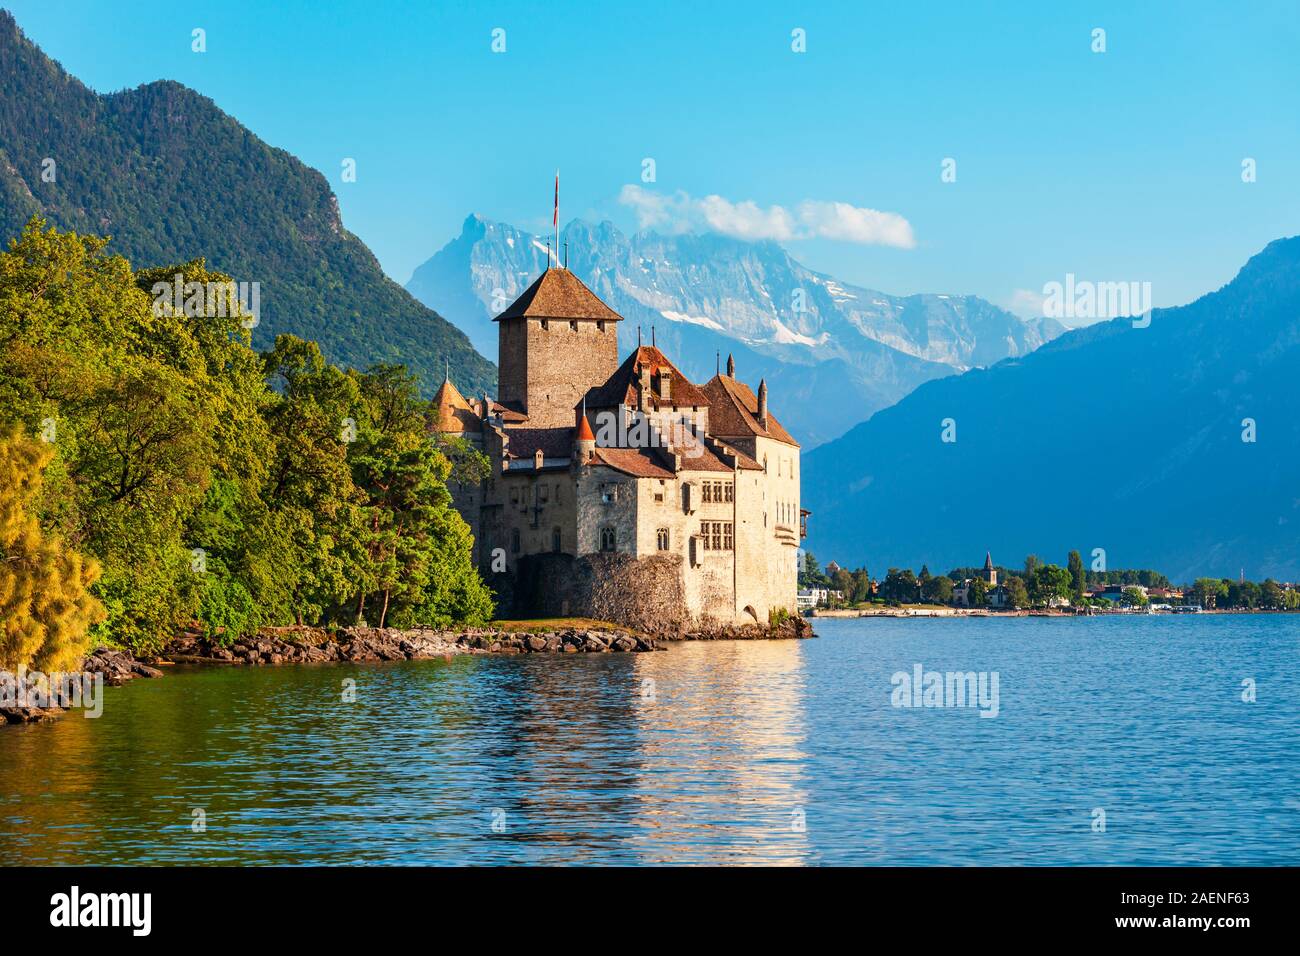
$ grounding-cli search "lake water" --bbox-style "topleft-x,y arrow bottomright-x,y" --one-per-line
2,615 -> 1297,865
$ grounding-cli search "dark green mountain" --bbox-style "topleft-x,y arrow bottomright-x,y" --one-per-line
804,236 -> 1300,582
0,10 -> 494,397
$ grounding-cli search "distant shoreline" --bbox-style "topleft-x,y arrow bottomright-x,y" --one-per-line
810,606 -> 1298,619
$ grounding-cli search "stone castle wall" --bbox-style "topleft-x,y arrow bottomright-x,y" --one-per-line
499,317 -> 618,427
498,552 -> 693,635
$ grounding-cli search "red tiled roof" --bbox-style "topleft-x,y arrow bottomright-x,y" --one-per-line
493,268 -> 623,323
582,345 -> 712,412
430,378 -> 481,434
591,446 -> 676,479
700,373 -> 798,447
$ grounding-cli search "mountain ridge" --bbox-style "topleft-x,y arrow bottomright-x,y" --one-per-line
0,11 -> 496,397
407,213 -> 1064,446
803,234 -> 1300,581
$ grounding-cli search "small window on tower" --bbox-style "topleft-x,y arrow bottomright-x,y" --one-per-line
570,320 -> 577,331
656,528 -> 669,551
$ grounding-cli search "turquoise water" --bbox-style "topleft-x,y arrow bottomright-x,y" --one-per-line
1,615 -> 1297,865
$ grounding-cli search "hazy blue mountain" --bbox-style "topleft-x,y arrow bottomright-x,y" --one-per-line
407,214 -> 1063,446
803,236 -> 1300,582
0,11 -> 495,397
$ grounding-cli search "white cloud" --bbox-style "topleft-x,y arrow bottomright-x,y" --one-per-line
619,185 -> 915,248
1008,288 -> 1047,318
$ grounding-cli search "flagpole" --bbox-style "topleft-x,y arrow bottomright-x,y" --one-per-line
554,169 -> 560,270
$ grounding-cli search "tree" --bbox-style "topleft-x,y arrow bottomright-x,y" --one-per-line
849,567 -> 872,604
967,576 -> 989,608
0,221 -> 494,651
799,551 -> 831,589
831,567 -> 856,606
879,568 -> 920,605
1004,576 -> 1029,609
1067,550 -> 1085,604
1120,586 -> 1149,608
921,574 -> 954,604
1029,564 -> 1071,607
1190,578 -> 1227,609
1261,579 -> 1286,609
1024,554 -> 1041,580
0,426 -> 106,673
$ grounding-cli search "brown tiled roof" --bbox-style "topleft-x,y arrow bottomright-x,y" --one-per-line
430,378 -> 481,433
701,373 -> 798,447
502,426 -> 572,460
591,447 -> 676,479
493,268 -> 623,323
707,438 -> 764,471
582,345 -> 712,412
485,399 -> 528,423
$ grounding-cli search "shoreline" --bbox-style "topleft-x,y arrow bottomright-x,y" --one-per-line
3,617 -> 814,725
810,606 -> 1297,619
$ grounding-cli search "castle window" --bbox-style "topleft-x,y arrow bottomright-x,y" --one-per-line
698,521 -> 733,551
601,484 -> 615,504
539,484 -> 548,502
555,483 -> 561,502
511,528 -> 521,553
510,487 -> 519,504
599,527 -> 616,552
656,528 -> 669,551
541,319 -> 549,330
702,482 -> 713,504
724,482 -> 733,503
552,528 -> 562,553
597,321 -> 606,332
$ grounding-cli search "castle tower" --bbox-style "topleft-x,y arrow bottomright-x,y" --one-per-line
494,268 -> 623,427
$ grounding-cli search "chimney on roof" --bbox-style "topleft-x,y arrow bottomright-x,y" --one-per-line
534,448 -> 545,470
757,378 -> 768,429
726,353 -> 735,378
637,360 -> 651,412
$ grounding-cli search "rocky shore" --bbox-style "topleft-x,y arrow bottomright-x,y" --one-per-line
4,617 -> 812,724
164,623 -> 659,665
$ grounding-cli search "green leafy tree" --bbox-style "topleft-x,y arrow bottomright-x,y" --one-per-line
1004,576 -> 1029,609
1029,564 -> 1071,607
880,568 -> 920,605
1190,577 -> 1228,609
921,574 -> 954,604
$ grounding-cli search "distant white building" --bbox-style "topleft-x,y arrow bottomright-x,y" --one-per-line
797,587 -> 840,609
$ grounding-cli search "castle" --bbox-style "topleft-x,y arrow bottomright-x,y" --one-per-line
432,267 -> 804,628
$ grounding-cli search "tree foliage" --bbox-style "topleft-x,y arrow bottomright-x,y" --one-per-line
0,425 -> 106,672
0,219 -> 493,656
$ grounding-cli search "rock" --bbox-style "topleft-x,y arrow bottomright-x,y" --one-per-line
526,636 -> 548,652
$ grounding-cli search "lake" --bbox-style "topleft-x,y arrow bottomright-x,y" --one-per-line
2,615 -> 1297,865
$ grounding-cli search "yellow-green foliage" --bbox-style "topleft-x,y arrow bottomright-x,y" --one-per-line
0,425 -> 105,672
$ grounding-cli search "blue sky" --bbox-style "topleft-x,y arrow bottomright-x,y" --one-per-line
8,0 -> 1299,320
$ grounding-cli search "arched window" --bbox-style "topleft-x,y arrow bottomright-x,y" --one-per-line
511,528 -> 520,553
599,527 -> 616,552
552,528 -> 562,553
656,528 -> 670,551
